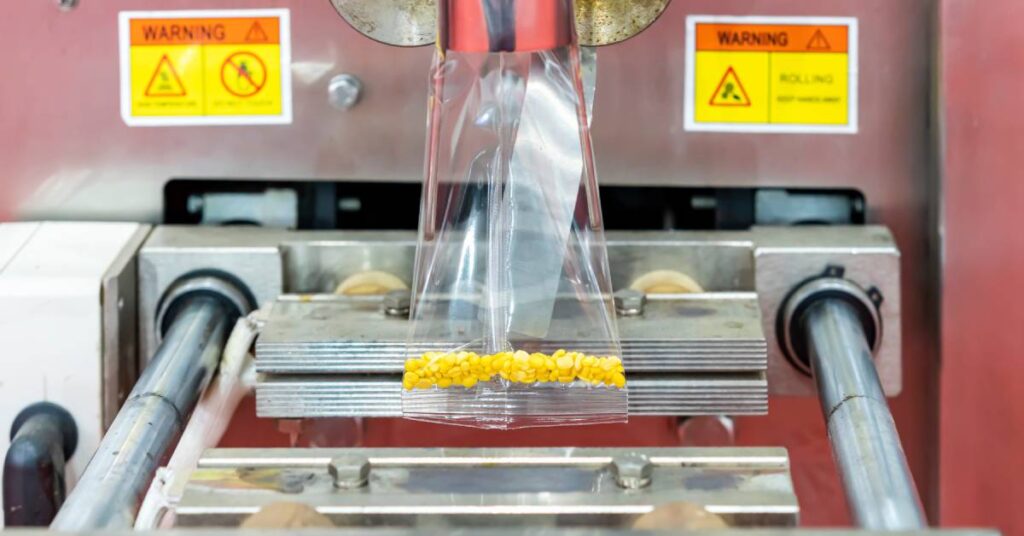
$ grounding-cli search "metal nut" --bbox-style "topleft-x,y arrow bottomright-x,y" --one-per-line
383,289 -> 411,318
328,454 -> 370,489
614,289 -> 646,317
611,453 -> 654,489
328,74 -> 363,110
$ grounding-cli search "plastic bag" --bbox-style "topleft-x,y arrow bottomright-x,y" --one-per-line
402,37 -> 626,429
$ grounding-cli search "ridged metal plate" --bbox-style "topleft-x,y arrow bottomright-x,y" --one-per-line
255,294 -> 767,374
255,374 -> 768,417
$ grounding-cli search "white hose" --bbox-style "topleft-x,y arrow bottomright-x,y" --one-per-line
133,308 -> 265,529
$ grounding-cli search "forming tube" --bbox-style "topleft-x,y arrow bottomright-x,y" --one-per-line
50,294 -> 235,530
803,298 -> 926,530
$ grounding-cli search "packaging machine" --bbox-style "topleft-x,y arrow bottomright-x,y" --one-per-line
0,0 -> 1001,534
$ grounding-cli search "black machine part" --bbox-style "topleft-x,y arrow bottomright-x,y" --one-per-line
3,402 -> 78,526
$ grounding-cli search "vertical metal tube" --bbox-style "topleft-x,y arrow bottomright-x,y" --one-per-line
51,295 -> 234,530
803,298 -> 926,530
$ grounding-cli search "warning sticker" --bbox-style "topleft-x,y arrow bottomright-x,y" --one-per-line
118,9 -> 291,127
684,16 -> 858,134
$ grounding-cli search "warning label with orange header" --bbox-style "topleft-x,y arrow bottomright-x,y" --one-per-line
119,9 -> 291,126
685,16 -> 858,134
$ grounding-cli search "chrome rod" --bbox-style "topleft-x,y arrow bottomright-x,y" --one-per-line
803,298 -> 926,530
51,295 -> 234,530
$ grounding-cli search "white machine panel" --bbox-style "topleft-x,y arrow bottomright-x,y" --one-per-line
0,221 -> 148,525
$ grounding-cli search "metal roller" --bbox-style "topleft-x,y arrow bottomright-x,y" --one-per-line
51,276 -> 250,530
783,274 -> 926,530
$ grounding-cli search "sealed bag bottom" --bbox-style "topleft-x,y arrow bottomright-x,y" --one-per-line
400,348 -> 628,429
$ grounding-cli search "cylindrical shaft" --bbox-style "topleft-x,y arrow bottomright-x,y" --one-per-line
804,298 -> 926,530
51,295 -> 233,530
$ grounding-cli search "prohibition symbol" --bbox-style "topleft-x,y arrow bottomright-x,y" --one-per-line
221,52 -> 267,98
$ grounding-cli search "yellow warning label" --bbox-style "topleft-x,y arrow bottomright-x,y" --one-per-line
119,10 -> 291,126
685,16 -> 857,133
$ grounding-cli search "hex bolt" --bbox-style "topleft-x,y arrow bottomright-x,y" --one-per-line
383,290 -> 411,318
328,74 -> 363,110
614,289 -> 646,317
57,0 -> 78,10
328,454 -> 370,489
611,453 -> 654,489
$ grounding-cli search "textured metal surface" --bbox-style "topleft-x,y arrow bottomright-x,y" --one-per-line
328,0 -> 670,47
255,374 -> 767,417
575,0 -> 671,46
172,447 -> 795,527
329,0 -> 437,47
255,294 -> 766,374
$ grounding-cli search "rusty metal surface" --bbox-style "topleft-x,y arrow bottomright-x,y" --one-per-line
328,0 -> 670,47
576,0 -> 671,46
939,0 -> 1024,534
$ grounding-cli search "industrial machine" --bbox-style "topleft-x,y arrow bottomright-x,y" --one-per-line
0,0 -> 1002,534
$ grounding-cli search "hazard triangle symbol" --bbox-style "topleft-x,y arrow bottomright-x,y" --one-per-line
245,21 -> 269,42
709,67 -> 751,107
144,54 -> 186,97
806,29 -> 832,51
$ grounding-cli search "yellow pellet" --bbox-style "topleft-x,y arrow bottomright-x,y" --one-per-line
402,351 -> 627,390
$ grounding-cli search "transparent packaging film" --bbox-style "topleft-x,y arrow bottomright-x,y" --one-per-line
402,41 -> 626,429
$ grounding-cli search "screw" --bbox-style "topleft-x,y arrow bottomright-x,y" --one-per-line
611,453 -> 654,489
327,74 -> 363,110
57,0 -> 77,10
614,289 -> 646,317
328,454 -> 370,489
383,289 -> 411,318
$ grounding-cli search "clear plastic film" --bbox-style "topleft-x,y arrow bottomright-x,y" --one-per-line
402,34 -> 626,429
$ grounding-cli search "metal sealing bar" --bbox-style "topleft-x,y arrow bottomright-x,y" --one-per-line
51,295 -> 234,530
803,298 -> 925,530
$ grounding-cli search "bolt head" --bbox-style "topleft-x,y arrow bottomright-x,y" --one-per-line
611,453 -> 654,489
383,290 -> 411,317
328,74 -> 363,110
614,289 -> 646,317
328,454 -> 370,489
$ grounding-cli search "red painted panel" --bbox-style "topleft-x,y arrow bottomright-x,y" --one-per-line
940,0 -> 1024,534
